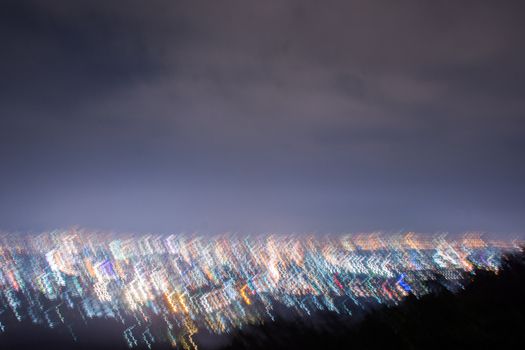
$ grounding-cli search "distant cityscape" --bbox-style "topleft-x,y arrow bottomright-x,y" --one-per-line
0,231 -> 521,349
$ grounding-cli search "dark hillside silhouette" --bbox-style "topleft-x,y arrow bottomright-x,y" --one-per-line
225,252 -> 525,349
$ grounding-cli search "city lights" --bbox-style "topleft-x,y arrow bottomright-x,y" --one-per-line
0,231 -> 520,349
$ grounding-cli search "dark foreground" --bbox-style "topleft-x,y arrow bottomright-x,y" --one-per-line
226,252 -> 525,349
1,252 -> 524,350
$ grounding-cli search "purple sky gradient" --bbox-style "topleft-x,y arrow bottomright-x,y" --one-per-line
1,1 -> 524,235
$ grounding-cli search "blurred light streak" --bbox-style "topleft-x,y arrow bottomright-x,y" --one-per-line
0,231 -> 521,348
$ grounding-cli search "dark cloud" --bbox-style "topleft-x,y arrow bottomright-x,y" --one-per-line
1,0 -> 524,235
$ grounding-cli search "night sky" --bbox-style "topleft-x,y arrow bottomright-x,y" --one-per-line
1,1 -> 524,235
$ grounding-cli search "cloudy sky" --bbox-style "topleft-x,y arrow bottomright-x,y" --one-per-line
1,0 -> 524,235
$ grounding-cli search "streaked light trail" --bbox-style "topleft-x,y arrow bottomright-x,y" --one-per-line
0,231 -> 521,349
